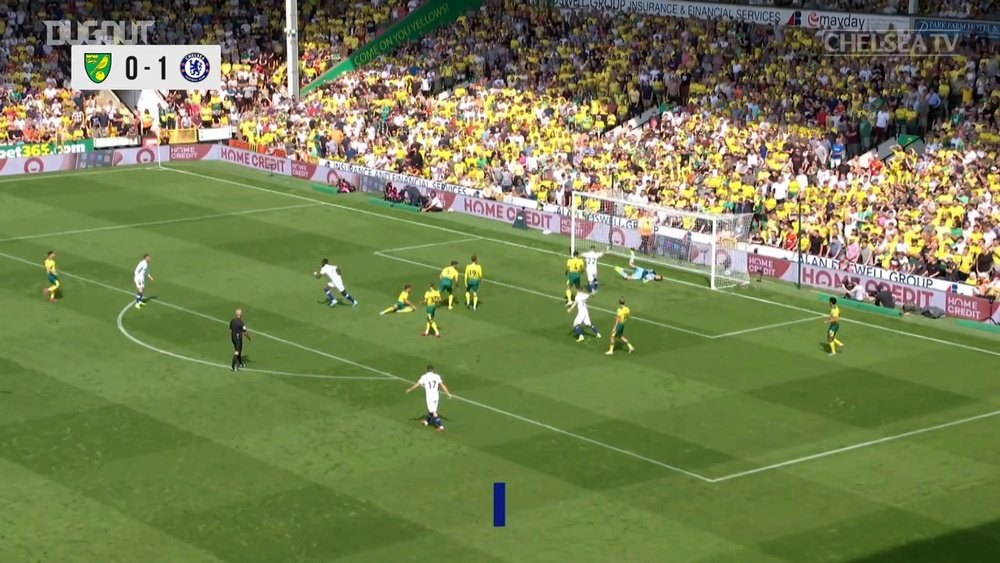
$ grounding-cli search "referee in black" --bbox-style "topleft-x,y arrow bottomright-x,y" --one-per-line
229,308 -> 251,371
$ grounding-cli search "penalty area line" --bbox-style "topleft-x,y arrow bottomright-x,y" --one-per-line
708,315 -> 827,339
115,302 -> 389,381
163,166 -> 1000,359
707,409 -> 1000,483
1,249 -> 714,483
375,237 -> 481,253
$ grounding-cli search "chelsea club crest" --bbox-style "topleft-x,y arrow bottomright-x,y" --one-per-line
179,52 -> 210,83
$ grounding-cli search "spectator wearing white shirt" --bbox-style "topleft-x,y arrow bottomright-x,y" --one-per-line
422,191 -> 444,212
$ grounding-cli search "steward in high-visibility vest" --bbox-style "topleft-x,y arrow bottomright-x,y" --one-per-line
638,215 -> 654,254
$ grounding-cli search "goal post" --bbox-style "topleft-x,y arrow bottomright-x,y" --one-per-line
568,191 -> 754,290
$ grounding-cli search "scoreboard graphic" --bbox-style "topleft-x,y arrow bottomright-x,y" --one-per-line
71,45 -> 221,90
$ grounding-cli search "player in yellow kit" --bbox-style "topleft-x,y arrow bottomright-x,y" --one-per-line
565,251 -> 585,305
439,261 -> 460,309
606,297 -> 636,355
826,297 -> 844,355
380,285 -> 415,314
422,283 -> 442,337
43,250 -> 60,302
464,255 -> 484,310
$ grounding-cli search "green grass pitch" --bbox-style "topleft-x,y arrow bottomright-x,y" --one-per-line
1,161 -> 998,563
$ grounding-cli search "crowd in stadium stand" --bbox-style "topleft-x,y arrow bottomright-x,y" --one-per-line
0,0 -> 998,294
228,1 -> 998,290
921,0 -> 1000,18
0,0 -> 423,142
737,0 -> 999,18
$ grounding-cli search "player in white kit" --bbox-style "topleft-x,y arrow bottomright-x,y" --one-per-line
133,254 -> 153,309
566,289 -> 601,341
581,246 -> 604,292
314,258 -> 358,308
406,364 -> 452,432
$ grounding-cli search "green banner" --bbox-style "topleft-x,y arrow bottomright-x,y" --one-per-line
0,139 -> 94,158
300,0 -> 484,95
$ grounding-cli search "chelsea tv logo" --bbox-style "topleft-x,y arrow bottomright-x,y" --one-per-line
180,52 -> 210,83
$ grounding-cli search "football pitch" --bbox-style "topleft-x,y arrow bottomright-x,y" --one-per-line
1,161 -> 998,563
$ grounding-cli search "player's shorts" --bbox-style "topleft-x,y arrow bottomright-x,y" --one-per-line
614,324 -> 626,338
573,312 -> 591,327
828,322 -> 840,336
426,395 -> 439,414
231,336 -> 243,352
567,272 -> 582,288
326,278 -> 345,292
134,277 -> 145,290
439,279 -> 454,293
394,301 -> 408,311
466,279 -> 480,292
586,270 -> 598,283
47,273 -> 59,285
426,305 -> 436,320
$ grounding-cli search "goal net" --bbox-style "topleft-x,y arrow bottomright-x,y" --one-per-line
568,191 -> 754,290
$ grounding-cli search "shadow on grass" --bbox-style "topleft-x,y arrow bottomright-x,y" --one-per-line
848,518 -> 1000,563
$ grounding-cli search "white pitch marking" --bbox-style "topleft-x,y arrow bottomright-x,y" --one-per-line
2,166 -> 995,478
708,409 -> 1000,483
0,167 -> 137,184
375,237 -> 481,253
374,250 -> 715,339
1,250 -> 713,482
162,166 -> 1000,358
115,302 -> 390,381
721,290 -> 1000,357
709,315 -> 827,339
0,203 -> 322,242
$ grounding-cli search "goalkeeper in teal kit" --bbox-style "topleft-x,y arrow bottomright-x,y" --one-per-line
616,250 -> 663,283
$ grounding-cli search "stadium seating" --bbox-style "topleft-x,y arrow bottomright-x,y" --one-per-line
1,0 -> 996,288
921,0 -> 1000,18
232,1 -> 996,286
0,0 -> 423,143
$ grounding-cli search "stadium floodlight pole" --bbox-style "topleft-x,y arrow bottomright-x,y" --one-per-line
285,0 -> 300,98
566,195 -> 577,256
797,191 -> 803,289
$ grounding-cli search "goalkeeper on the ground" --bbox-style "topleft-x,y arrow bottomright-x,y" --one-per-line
615,250 -> 663,283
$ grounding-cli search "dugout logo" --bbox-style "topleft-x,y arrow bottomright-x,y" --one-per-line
179,53 -> 210,83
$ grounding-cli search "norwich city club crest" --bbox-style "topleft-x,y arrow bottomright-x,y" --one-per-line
84,53 -> 111,84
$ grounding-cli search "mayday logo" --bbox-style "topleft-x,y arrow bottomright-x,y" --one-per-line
822,31 -> 961,57
787,10 -> 871,31
45,20 -> 153,46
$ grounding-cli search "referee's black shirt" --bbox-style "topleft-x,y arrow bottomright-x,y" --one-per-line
230,317 -> 246,348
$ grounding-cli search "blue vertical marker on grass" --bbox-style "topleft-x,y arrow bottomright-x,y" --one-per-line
493,482 -> 506,527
